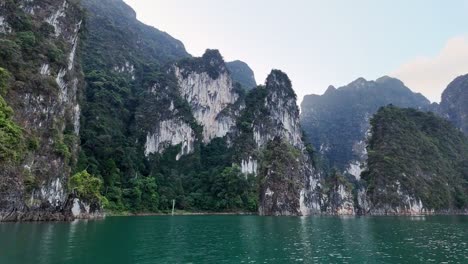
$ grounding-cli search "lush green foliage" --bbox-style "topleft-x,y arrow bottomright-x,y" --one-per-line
77,0 -> 190,213
176,49 -> 226,79
259,138 -> 301,183
0,68 -> 11,96
232,86 -> 267,160
146,138 -> 258,213
78,0 -> 258,213
363,106 -> 468,210
0,95 -> 24,162
69,170 -> 108,206
0,1 -> 78,166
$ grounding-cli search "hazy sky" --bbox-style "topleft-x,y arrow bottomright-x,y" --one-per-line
123,0 -> 468,103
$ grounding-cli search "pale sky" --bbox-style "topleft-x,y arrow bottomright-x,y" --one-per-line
123,0 -> 468,103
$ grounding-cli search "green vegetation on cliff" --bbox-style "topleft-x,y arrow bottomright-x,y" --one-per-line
145,138 -> 258,213
69,170 -> 108,206
258,138 -> 302,215
362,106 -> 468,210
300,77 -> 431,172
0,95 -> 23,162
77,0 -> 260,214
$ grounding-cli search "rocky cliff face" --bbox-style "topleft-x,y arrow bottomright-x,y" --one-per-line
0,0 -> 100,220
321,173 -> 356,215
4,0 -> 463,219
0,0 -> 344,219
232,70 -> 322,215
75,0 -> 319,216
173,50 -> 240,143
439,74 -> 468,135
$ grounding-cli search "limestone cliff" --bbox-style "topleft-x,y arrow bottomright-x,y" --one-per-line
0,0 -> 98,220
233,70 -> 321,215
173,50 -> 240,144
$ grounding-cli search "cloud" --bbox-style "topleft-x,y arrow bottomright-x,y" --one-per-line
391,35 -> 468,102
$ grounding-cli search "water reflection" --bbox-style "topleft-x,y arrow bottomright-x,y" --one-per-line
1,215 -> 467,263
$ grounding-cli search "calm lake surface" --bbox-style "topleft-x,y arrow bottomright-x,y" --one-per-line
1,215 -> 467,263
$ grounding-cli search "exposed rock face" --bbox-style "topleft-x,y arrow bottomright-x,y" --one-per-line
173,50 -> 240,143
328,184 -> 355,215
0,0 -> 94,221
1,0 -> 325,219
318,172 -> 358,215
439,74 -> 468,135
253,71 -> 303,148
144,119 -> 195,160
241,157 -> 257,174
6,0 -> 464,219
70,196 -> 104,220
79,0 -> 192,210
236,70 -> 321,216
226,60 -> 257,90
0,15 -> 12,34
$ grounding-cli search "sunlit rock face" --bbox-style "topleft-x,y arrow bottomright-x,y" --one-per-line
331,184 -> 356,215
144,120 -> 195,160
174,50 -> 239,144
70,197 -> 104,220
367,180 -> 430,216
251,71 -> 302,149
365,172 -> 449,216
241,157 -> 257,175
0,0 -> 86,221
0,16 -> 12,33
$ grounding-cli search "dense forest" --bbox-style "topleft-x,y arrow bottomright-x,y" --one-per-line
363,106 -> 468,212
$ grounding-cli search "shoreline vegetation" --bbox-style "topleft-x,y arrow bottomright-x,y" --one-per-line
103,210 -> 468,218
106,210 -> 257,217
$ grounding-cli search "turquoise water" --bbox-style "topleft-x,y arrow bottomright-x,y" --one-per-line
1,215 -> 467,263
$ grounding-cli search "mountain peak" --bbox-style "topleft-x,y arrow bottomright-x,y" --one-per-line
202,49 -> 225,67
226,60 -> 257,90
325,85 -> 336,94
349,77 -> 368,87
266,69 -> 297,99
376,75 -> 404,86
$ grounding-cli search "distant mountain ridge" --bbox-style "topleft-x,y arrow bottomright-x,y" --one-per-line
438,74 -> 468,135
300,76 -> 431,177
